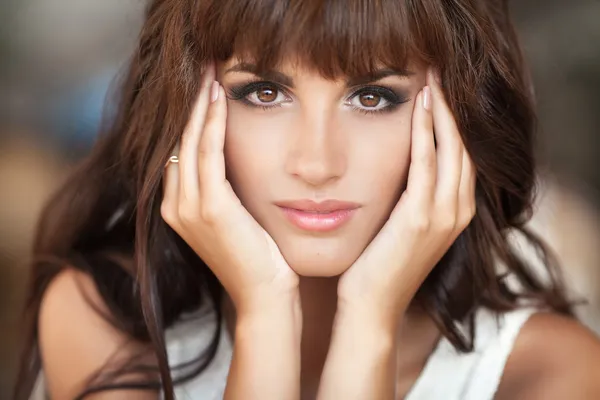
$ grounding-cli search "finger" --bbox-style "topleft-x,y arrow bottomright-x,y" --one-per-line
427,68 -> 463,211
161,141 -> 180,223
163,141 -> 180,195
457,149 -> 477,227
198,83 -> 228,199
178,62 -> 216,202
405,87 -> 436,212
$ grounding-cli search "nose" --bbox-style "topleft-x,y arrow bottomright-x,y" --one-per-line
284,114 -> 346,187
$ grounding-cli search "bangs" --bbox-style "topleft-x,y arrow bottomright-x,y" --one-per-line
194,0 -> 443,79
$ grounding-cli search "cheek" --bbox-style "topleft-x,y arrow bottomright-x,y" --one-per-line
346,113 -> 413,202
223,103 -> 287,204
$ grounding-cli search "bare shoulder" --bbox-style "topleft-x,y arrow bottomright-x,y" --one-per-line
496,311 -> 600,400
39,268 -> 157,400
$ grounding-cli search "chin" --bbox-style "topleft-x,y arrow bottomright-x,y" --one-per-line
278,239 -> 361,277
290,262 -> 347,277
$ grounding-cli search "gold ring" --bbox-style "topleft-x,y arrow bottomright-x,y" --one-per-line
165,155 -> 179,168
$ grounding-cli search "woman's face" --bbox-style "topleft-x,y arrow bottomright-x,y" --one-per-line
217,57 -> 427,277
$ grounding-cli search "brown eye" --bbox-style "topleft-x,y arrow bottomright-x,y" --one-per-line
256,86 -> 278,103
359,92 -> 381,108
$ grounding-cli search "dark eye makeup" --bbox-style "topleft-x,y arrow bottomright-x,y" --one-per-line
225,78 -> 411,115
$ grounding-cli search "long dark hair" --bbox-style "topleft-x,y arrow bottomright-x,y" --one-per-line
14,0 -> 573,399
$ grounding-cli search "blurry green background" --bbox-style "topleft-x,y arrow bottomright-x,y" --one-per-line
1,0 -> 599,397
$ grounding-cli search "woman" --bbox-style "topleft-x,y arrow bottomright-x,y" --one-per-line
14,0 -> 600,399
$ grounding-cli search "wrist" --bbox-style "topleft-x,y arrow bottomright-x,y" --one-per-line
235,283 -> 300,316
236,289 -> 302,336
227,288 -> 302,400
335,296 -> 404,338
320,299 -> 399,400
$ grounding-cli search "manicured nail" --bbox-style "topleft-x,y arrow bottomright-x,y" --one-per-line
423,86 -> 431,111
210,81 -> 220,103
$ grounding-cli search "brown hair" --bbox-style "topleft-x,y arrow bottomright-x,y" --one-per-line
14,0 -> 572,399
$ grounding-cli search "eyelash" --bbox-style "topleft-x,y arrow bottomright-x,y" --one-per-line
226,79 -> 410,115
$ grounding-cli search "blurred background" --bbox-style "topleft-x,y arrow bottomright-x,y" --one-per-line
0,0 -> 599,397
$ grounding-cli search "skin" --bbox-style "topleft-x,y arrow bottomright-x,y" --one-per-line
38,58 -> 600,399
219,57 -> 416,277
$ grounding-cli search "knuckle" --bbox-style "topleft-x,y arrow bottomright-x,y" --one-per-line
198,144 -> 212,159
409,214 -> 431,233
178,202 -> 200,225
419,152 -> 436,170
457,206 -> 476,229
466,204 -> 477,222
437,213 -> 457,232
452,145 -> 464,161
201,76 -> 214,91
468,205 -> 476,220
198,137 -> 216,160
199,202 -> 222,224
160,202 -> 177,226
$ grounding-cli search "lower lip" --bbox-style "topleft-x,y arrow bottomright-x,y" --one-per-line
278,207 -> 358,232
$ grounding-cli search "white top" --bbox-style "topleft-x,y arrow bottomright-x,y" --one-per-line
405,307 -> 537,400
163,305 -> 538,400
31,305 -> 538,400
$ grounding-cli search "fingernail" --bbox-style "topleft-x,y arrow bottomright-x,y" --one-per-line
422,86 -> 431,111
210,81 -> 220,103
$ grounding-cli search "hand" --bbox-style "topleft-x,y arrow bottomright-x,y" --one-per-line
337,68 -> 477,326
161,62 -> 299,315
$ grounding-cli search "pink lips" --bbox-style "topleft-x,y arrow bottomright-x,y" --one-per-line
274,199 -> 360,232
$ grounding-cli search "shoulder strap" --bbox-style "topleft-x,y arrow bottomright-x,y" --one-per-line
460,307 -> 537,399
405,307 -> 538,400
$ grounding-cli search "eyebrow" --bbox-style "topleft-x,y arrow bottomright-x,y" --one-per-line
225,62 -> 413,88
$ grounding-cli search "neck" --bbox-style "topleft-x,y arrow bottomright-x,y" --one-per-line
222,276 -> 440,399
298,276 -> 339,396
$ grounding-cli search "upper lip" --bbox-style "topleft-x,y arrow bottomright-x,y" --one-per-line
274,199 -> 361,212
